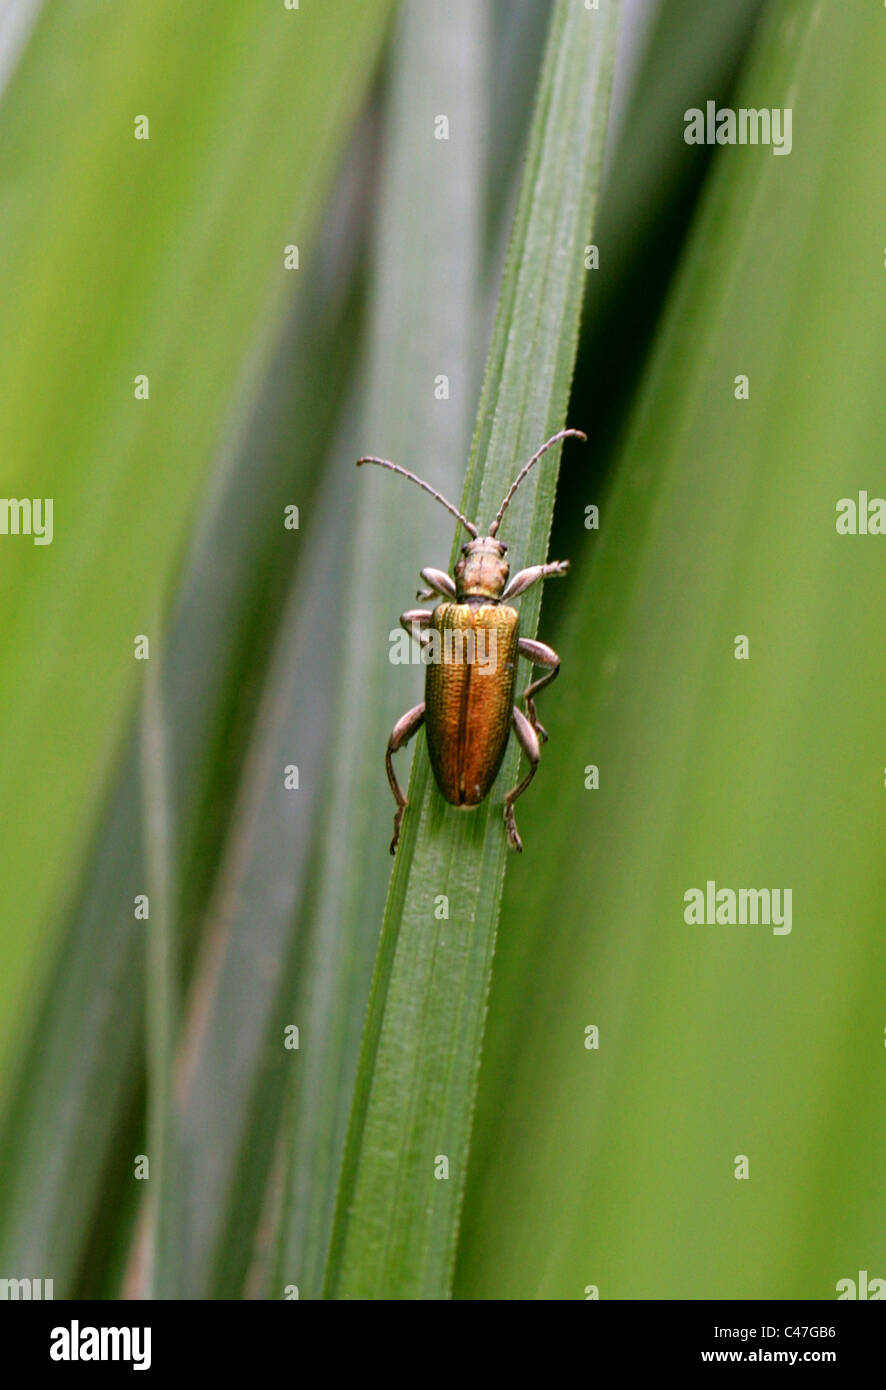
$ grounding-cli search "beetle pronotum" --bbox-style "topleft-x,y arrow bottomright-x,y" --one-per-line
357,427 -> 586,854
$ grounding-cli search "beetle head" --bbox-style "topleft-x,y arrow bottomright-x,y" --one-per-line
454,536 -> 509,601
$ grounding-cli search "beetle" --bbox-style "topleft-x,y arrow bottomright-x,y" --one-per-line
357,427 -> 586,854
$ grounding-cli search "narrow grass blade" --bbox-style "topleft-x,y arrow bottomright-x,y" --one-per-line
274,0 -> 491,1301
139,646 -> 180,1299
324,0 -> 620,1300
171,415 -> 358,1300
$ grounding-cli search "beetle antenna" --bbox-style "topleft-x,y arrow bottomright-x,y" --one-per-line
356,456 -> 479,538
487,429 -> 587,538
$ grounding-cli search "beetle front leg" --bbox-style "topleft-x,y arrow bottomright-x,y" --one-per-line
501,559 -> 569,601
401,608 -> 432,651
504,706 -> 540,853
386,702 -> 425,854
517,636 -> 560,743
416,567 -> 456,601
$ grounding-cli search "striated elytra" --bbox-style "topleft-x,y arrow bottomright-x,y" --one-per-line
357,427 -> 586,853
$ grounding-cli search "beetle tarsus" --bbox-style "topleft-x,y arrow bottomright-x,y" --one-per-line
505,805 -> 524,852
390,805 -> 405,855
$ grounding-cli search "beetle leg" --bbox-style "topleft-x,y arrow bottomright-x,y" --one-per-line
504,706 -> 541,853
501,560 -> 569,602
416,566 -> 456,601
401,609 -> 433,650
386,702 -> 426,854
517,636 -> 560,743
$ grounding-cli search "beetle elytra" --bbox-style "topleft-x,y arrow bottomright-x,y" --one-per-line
357,427 -> 586,854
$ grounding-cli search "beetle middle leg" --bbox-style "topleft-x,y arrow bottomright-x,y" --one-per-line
386,702 -> 425,855
504,706 -> 541,853
517,636 -> 560,743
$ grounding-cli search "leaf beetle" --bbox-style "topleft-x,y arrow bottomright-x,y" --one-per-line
357,427 -> 586,854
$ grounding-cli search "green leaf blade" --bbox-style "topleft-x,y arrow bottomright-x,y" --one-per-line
275,0 -> 491,1301
325,0 -> 621,1300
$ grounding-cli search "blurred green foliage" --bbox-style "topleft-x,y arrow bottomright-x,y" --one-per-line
1,0 -> 883,1301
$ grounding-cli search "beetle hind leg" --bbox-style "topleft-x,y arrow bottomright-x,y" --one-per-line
386,702 -> 425,854
504,706 -> 541,852
517,637 -> 560,743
